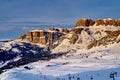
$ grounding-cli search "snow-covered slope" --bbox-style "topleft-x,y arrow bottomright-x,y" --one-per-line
1,43 -> 120,80
52,25 -> 120,53
0,39 -> 47,69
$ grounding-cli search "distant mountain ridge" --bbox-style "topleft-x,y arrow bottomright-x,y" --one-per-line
19,18 -> 120,53
52,18 -> 120,53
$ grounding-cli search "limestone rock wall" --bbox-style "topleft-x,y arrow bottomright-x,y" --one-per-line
76,19 -> 95,27
25,28 -> 69,48
76,18 -> 120,27
27,30 -> 47,44
96,19 -> 120,26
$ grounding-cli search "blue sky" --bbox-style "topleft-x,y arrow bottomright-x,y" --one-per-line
0,0 -> 120,23
0,0 -> 120,32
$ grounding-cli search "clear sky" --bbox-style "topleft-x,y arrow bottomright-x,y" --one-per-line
0,0 -> 120,23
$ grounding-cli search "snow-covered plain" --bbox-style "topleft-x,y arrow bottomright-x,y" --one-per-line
1,43 -> 120,80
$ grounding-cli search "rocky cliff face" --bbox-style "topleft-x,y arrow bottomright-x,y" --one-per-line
75,18 -> 95,27
20,18 -> 120,52
76,18 -> 120,27
27,29 -> 47,44
21,28 -> 69,49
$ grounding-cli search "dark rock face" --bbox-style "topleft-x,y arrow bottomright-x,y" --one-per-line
75,19 -> 95,27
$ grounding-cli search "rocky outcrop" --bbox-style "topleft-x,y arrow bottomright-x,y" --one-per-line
96,19 -> 119,26
76,18 -> 120,27
76,18 -> 95,27
24,28 -> 70,48
27,29 -> 47,44
96,18 -> 120,26
48,28 -> 58,44
19,34 -> 27,41
96,19 -> 105,26
61,28 -> 69,34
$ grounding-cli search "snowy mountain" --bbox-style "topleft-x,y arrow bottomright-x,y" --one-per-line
0,18 -> 120,80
